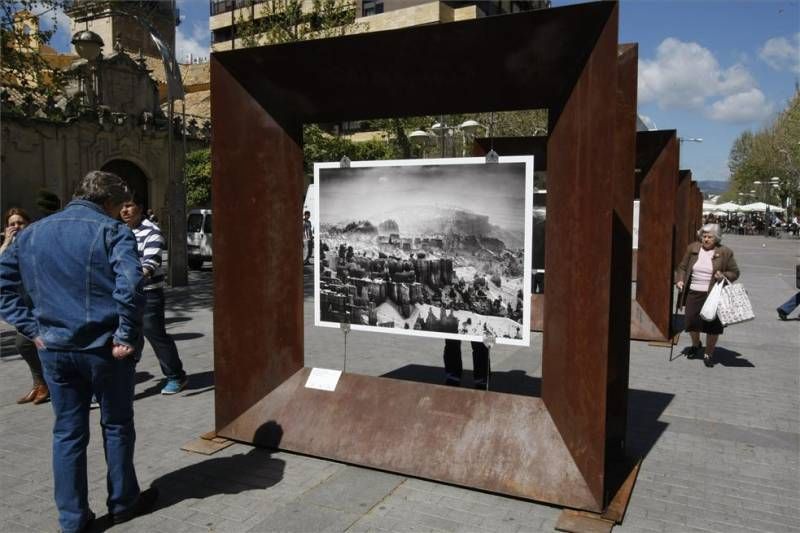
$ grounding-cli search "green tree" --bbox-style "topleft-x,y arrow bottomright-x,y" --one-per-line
726,92 -> 800,213
236,0 -> 361,47
184,149 -> 212,208
1,1 -> 67,98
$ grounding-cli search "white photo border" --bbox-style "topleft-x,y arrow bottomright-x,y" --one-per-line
313,156 -> 534,347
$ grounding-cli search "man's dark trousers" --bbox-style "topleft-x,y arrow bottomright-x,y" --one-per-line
139,289 -> 185,380
443,339 -> 490,387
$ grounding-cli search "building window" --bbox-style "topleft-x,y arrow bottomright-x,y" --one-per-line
212,26 -> 233,43
362,0 -> 383,17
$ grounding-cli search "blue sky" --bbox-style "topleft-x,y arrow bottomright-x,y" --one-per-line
46,0 -> 799,183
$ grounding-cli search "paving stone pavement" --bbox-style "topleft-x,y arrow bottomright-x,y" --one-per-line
0,234 -> 798,532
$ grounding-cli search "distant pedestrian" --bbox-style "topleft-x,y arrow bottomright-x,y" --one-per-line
0,171 -> 158,533
0,207 -> 49,405
303,210 -> 314,265
776,265 -> 800,320
120,198 -> 189,395
676,223 -> 740,367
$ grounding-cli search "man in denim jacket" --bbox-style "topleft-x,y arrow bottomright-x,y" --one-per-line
0,171 -> 157,533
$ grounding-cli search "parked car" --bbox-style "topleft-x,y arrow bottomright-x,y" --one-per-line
187,208 -> 212,270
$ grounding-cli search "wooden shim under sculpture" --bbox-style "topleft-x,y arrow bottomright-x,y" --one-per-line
211,1 -> 633,513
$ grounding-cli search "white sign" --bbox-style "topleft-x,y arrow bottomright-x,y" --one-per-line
304,367 -> 342,392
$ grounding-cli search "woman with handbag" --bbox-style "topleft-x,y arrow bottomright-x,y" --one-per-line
676,223 -> 740,367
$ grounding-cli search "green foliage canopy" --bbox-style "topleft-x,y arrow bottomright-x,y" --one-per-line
726,92 -> 800,214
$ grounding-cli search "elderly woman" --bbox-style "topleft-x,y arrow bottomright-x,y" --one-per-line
676,223 -> 740,367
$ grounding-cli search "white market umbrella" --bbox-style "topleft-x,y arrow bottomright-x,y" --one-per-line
714,202 -> 742,212
740,202 -> 785,213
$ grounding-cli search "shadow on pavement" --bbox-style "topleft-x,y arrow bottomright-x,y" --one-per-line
165,316 -> 192,326
161,270 -> 214,318
135,371 -> 154,384
134,371 -> 214,401
711,346 -> 755,367
90,422 -> 285,532
383,363 -> 674,463
171,332 -> 204,341
382,364 -> 542,396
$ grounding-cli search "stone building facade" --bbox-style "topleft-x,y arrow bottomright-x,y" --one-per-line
1,47 -> 207,222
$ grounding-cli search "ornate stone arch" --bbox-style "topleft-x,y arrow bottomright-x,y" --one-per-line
100,158 -> 151,211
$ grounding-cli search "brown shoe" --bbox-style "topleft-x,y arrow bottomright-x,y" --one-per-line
17,387 -> 37,404
32,384 -> 50,404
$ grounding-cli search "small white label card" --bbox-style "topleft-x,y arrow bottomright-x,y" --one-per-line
304,368 -> 342,392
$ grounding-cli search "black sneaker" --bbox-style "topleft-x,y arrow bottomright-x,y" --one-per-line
703,353 -> 714,368
112,487 -> 159,525
777,309 -> 788,321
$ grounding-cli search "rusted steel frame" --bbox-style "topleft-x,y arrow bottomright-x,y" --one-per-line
220,368 -> 600,509
541,5 -> 620,509
605,42 -> 637,477
211,55 -> 304,430
211,1 -> 625,513
673,171 -> 692,270
635,132 -> 678,339
472,38 -> 636,505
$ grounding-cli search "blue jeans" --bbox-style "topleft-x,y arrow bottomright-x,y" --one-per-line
38,348 -> 140,533
778,291 -> 800,315
139,289 -> 185,380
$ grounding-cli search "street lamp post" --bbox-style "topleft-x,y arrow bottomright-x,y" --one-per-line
71,8 -> 188,286
677,136 -> 703,167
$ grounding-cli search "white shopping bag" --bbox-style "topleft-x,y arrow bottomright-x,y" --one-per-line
700,281 -> 723,321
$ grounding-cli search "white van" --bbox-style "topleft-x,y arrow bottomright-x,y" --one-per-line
187,209 -> 212,270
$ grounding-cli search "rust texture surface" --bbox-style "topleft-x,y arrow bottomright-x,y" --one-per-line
541,4 -> 619,510
219,369 -> 599,510
635,131 -> 678,340
211,55 -> 304,430
211,1 -> 627,513
604,42 -> 637,481
674,170 -> 693,270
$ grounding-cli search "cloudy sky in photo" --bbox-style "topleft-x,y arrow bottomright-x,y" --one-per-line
319,163 -> 527,233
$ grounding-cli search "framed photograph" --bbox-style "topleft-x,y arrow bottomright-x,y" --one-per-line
314,156 -> 533,347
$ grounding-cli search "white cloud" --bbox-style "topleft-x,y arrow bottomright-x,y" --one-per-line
639,38 -> 756,109
639,37 -> 773,125
707,88 -> 774,123
759,33 -> 800,74
176,23 -> 209,63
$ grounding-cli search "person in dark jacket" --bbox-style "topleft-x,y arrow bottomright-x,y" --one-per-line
0,171 -> 158,533
676,223 -> 740,367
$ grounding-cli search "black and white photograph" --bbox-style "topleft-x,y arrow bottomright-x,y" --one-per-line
314,157 -> 533,346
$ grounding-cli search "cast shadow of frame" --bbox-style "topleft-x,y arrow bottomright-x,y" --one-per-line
383,364 -> 673,463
